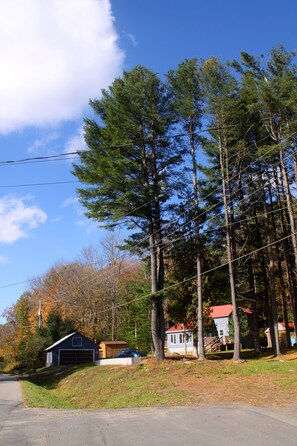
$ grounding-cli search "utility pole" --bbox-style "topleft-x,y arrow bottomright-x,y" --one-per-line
38,300 -> 43,329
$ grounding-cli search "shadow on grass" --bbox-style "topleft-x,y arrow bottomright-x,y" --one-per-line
206,349 -> 265,361
166,349 -> 275,361
25,363 -> 95,390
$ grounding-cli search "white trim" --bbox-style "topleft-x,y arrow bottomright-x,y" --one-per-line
44,332 -> 78,351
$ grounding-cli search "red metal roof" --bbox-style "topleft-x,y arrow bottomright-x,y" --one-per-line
210,304 -> 252,319
166,305 -> 253,333
279,322 -> 295,330
210,304 -> 233,318
166,322 -> 193,333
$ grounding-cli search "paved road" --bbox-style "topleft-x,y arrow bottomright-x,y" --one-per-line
1,373 -> 297,445
0,373 -> 23,434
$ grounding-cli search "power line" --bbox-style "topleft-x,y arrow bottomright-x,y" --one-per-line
0,156 -> 79,167
145,134 -> 296,255
62,126 -> 296,301
1,127 -> 295,299
33,151 -> 292,311
2,132 -> 294,297
94,232 -> 297,316
0,180 -> 79,189
0,124 -> 238,167
0,152 -> 78,165
0,280 -> 29,290
9,229 -> 297,325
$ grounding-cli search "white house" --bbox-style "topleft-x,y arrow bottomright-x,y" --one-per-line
165,304 -> 252,355
166,323 -> 195,355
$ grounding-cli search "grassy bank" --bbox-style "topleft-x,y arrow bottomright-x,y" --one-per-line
22,350 -> 297,410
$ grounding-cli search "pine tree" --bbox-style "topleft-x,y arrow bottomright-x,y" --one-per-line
72,66 -> 183,360
201,57 -> 242,360
167,58 -> 206,359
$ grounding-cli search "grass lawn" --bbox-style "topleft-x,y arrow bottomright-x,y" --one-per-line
21,349 -> 297,410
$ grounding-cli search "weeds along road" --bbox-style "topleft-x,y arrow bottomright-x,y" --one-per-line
1,374 -> 297,445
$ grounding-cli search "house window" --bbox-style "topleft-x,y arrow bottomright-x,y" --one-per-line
219,330 -> 224,336
179,333 -> 183,344
171,334 -> 177,344
72,337 -> 82,347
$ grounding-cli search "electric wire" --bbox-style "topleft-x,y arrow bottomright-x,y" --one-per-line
0,180 -> 79,189
93,232 -> 297,316
1,126 -> 296,319
0,124 -> 239,166
28,158 -> 293,315
1,133 -> 294,298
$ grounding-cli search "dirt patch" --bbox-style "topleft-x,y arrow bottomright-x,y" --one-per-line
146,350 -> 297,409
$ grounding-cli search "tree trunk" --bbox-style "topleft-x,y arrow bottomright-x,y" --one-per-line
190,126 -> 205,360
278,151 -> 297,332
149,227 -> 165,361
278,258 -> 292,349
247,259 -> 262,353
219,131 -> 241,360
262,196 -> 282,356
237,176 -> 261,353
273,165 -> 297,333
149,137 -> 166,361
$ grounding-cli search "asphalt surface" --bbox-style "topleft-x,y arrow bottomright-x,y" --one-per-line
1,373 -> 297,445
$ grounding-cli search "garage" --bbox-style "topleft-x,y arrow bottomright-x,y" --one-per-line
45,332 -> 99,367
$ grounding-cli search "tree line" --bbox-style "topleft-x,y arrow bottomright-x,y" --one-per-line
1,45 -> 297,369
0,237 -> 151,370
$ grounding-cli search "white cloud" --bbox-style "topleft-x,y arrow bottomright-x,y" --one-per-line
0,0 -> 124,134
0,255 -> 8,264
76,217 -> 99,235
51,216 -> 63,223
0,195 -> 47,244
61,195 -> 98,234
27,131 -> 60,154
61,197 -> 79,208
124,32 -> 138,47
65,127 -> 88,159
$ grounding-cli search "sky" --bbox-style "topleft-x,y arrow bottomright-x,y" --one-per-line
0,0 -> 297,322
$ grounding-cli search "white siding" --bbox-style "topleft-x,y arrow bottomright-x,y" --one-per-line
166,330 -> 194,354
213,317 -> 229,337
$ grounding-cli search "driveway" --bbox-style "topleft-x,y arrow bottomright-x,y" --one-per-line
1,373 -> 297,445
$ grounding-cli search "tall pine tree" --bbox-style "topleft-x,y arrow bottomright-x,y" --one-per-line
72,66 -> 182,360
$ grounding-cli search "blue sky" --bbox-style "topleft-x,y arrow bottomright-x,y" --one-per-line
0,0 -> 296,322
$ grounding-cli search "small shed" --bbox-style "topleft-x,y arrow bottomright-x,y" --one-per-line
45,331 -> 99,367
99,341 -> 128,359
265,323 -> 296,349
